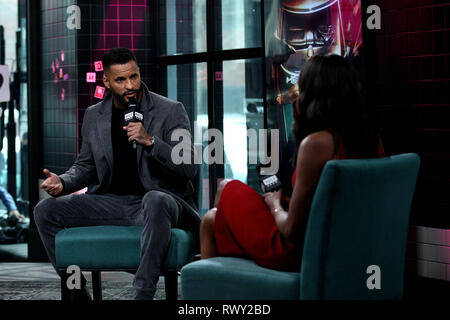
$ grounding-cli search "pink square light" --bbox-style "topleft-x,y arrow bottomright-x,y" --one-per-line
86,72 -> 97,83
94,61 -> 103,72
94,86 -> 106,99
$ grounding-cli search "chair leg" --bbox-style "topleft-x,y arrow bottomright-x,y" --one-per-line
92,271 -> 102,300
164,270 -> 178,301
60,271 -> 70,301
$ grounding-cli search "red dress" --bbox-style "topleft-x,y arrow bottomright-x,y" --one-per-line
214,132 -> 385,271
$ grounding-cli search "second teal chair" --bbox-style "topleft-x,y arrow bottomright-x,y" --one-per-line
55,226 -> 196,300
180,153 -> 420,300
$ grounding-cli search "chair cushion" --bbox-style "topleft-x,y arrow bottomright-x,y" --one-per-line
181,257 -> 300,300
55,226 -> 194,270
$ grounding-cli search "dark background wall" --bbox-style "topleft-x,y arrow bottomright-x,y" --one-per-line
375,0 -> 450,229
76,0 -> 154,153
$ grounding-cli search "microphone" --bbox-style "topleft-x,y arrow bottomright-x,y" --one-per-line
124,97 -> 143,149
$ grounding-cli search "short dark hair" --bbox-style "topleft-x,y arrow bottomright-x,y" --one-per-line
102,48 -> 137,72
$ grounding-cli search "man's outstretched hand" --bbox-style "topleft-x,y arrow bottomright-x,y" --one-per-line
40,168 -> 63,197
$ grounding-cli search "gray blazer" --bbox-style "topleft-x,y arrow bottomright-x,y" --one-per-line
58,83 -> 200,229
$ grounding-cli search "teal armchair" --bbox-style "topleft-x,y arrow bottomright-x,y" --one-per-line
180,153 -> 420,300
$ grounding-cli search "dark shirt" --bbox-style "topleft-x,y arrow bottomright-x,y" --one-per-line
106,104 -> 146,196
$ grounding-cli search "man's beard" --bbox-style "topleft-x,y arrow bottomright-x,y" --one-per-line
112,87 -> 142,107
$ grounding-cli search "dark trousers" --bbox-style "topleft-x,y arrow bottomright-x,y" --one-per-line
33,190 -> 183,300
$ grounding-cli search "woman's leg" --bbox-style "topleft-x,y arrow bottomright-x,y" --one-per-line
213,179 -> 232,207
201,179 -> 232,259
200,208 -> 218,259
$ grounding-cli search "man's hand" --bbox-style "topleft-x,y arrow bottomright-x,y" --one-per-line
123,122 -> 154,147
40,168 -> 63,197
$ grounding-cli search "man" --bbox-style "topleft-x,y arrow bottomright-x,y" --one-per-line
0,185 -> 27,243
34,48 -> 199,300
0,153 -> 26,224
0,187 -> 25,222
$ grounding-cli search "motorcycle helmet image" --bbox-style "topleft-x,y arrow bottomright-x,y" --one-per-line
271,0 -> 347,104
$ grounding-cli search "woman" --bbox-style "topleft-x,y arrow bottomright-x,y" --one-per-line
200,54 -> 384,271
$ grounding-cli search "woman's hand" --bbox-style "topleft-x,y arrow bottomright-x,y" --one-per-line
263,190 -> 284,215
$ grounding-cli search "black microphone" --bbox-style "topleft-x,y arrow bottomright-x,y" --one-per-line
124,97 -> 143,149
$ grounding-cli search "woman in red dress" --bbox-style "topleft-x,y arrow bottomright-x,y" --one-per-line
200,54 -> 384,271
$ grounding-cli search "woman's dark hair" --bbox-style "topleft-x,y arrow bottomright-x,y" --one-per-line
102,47 -> 137,72
292,54 -> 379,158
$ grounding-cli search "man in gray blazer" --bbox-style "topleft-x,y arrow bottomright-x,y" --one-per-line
34,48 -> 200,300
